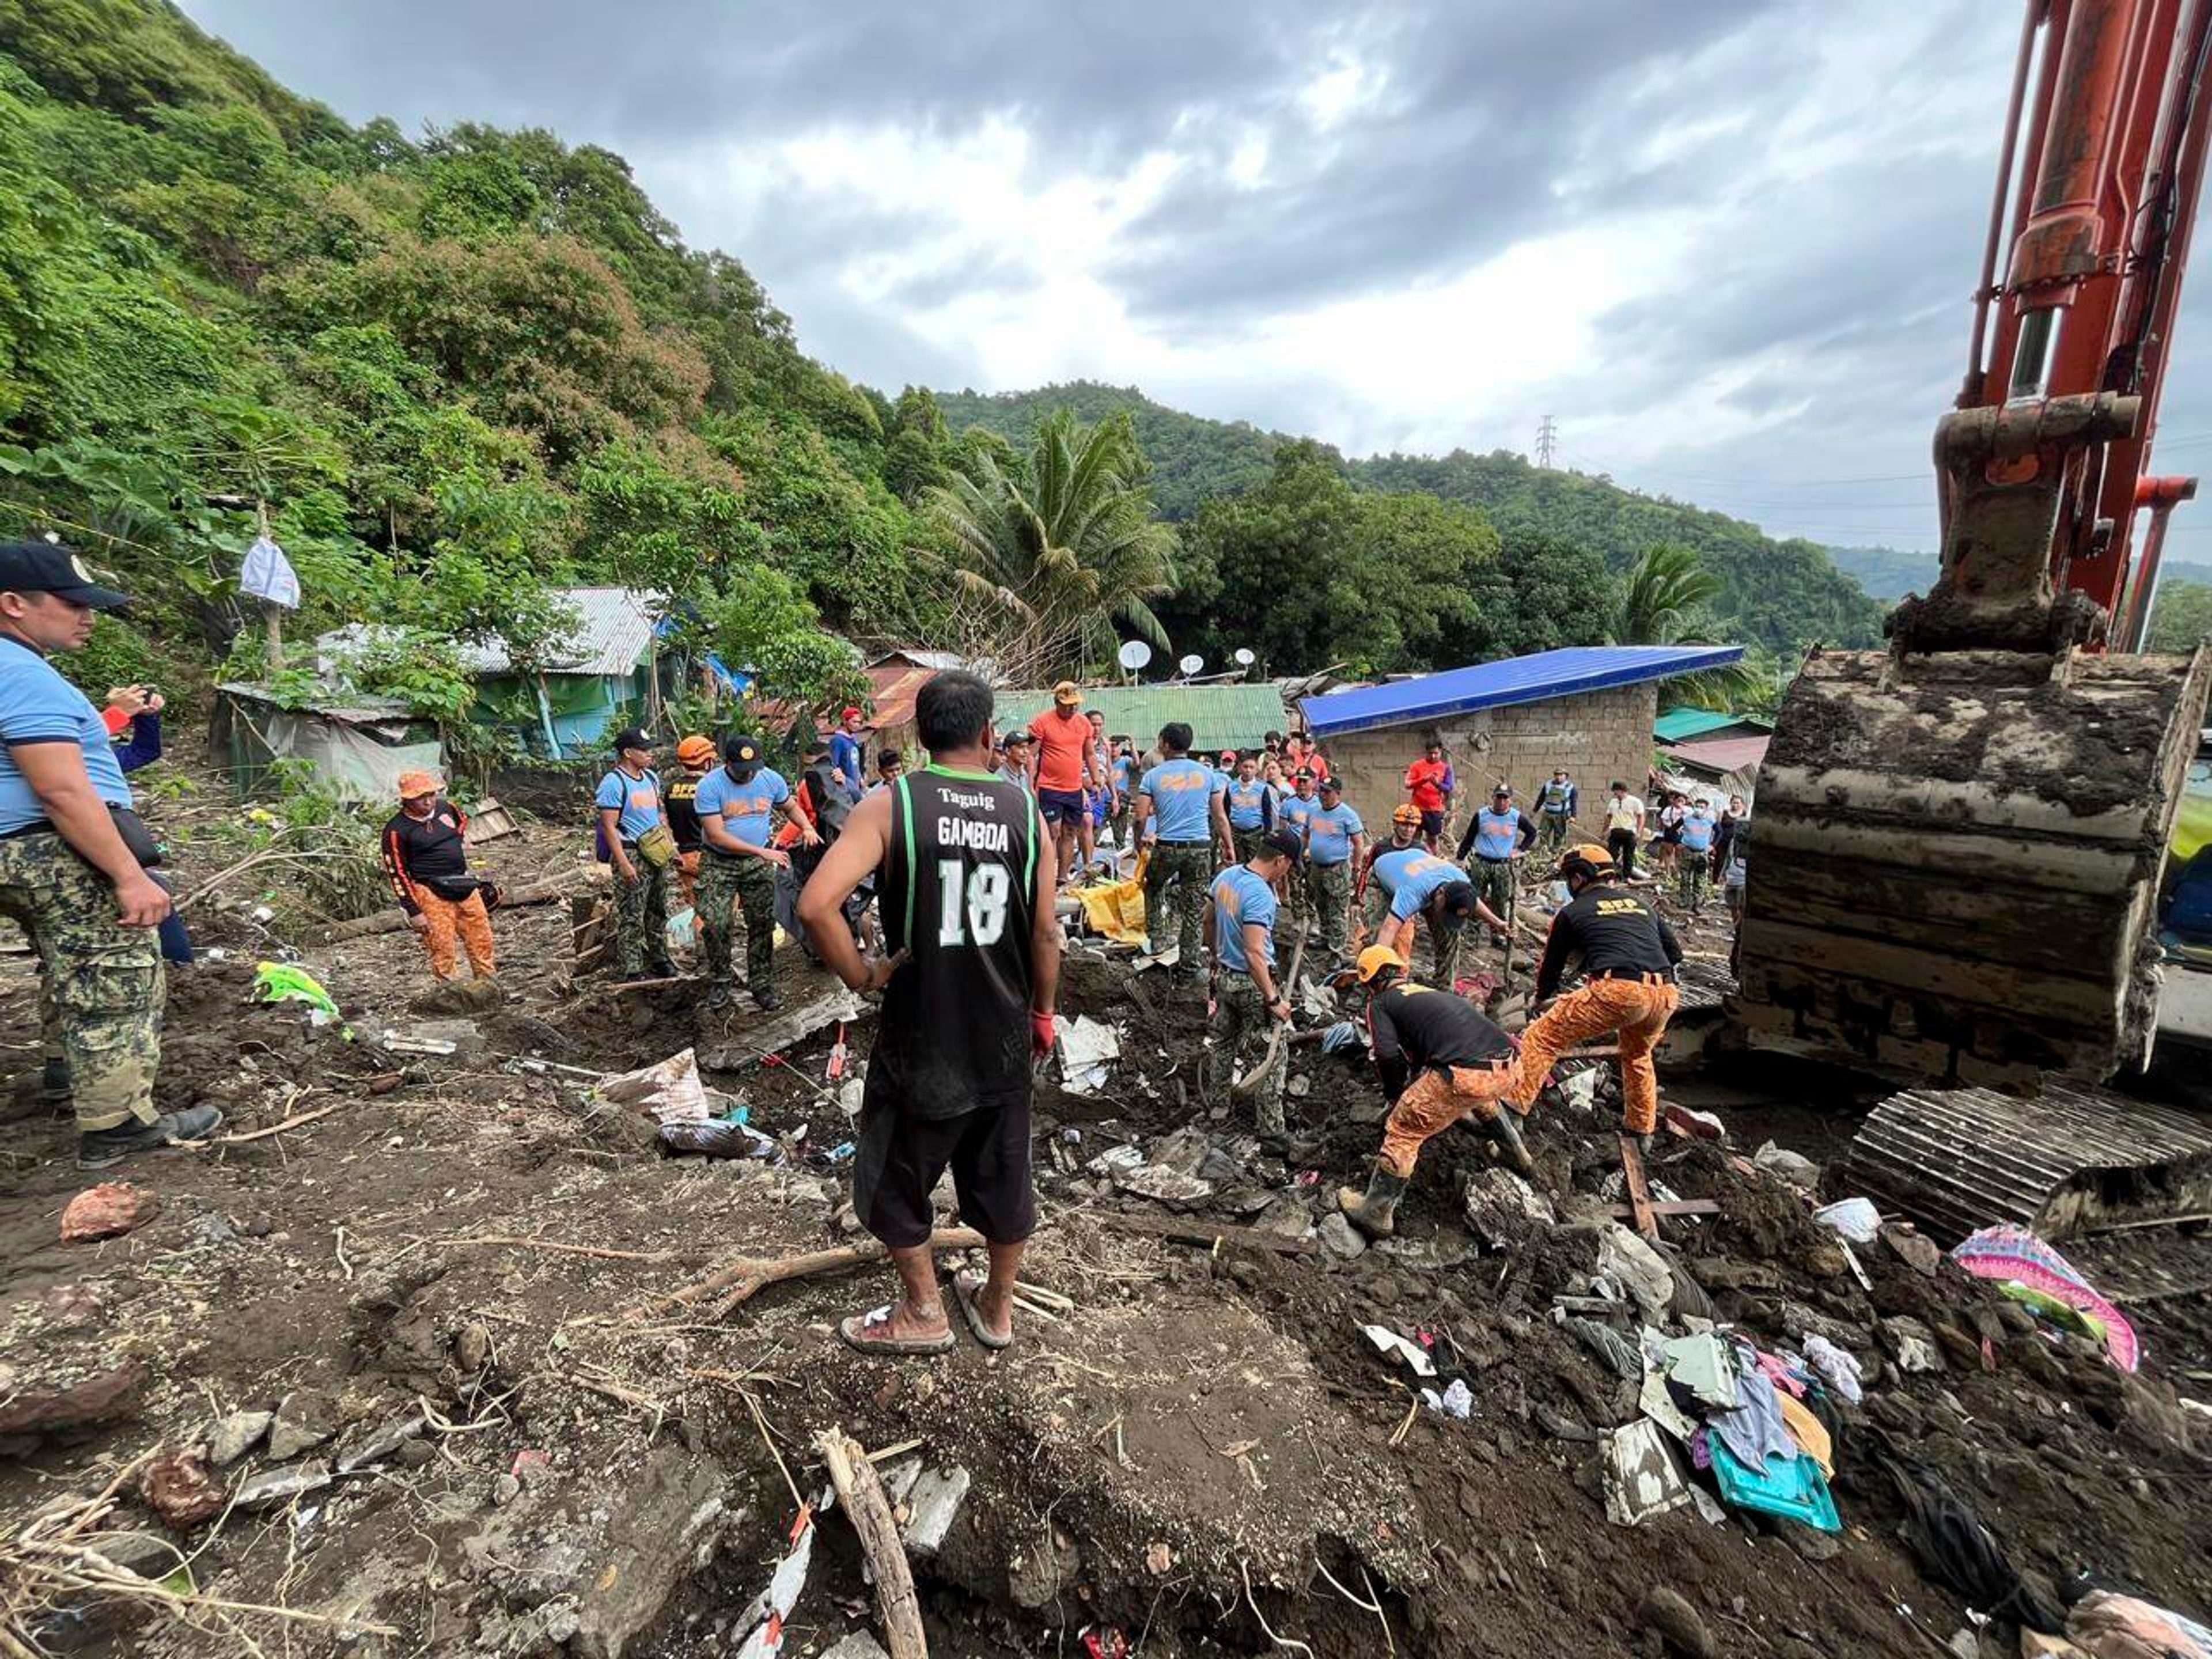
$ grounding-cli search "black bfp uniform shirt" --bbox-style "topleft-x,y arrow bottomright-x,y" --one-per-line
870,764 -> 1043,1120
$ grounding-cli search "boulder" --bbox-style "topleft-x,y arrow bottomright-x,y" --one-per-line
206,1409 -> 272,1467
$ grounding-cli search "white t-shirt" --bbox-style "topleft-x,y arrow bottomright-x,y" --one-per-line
1604,794 -> 1645,834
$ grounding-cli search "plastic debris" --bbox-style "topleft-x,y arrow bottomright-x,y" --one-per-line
1363,1324 -> 1438,1378
1658,1332 -> 1737,1408
595,1047 -> 710,1126
1752,1141 -> 1821,1190
659,1118 -> 779,1159
1597,1225 -> 1675,1321
734,1498 -> 821,1658
1708,1439 -> 1840,1532
1812,1197 -> 1881,1243
1421,1379 -> 1475,1419
1602,1420 -> 1692,1526
1056,1016 -> 1122,1096
1319,1019 -> 1366,1054
1951,1224 -> 2139,1373
251,961 -> 344,1028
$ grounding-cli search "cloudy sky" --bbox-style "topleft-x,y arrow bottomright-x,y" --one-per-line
181,1 -> 2212,559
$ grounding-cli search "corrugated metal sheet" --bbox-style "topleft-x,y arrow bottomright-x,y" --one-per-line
1662,734 -> 1771,777
1655,706 -> 1766,743
997,684 -> 1289,751
1300,646 -> 1745,738
1844,1081 -> 2212,1242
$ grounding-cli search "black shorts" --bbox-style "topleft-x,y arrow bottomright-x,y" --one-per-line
1419,809 -> 1445,838
853,1088 -> 1035,1249
1037,787 -> 1086,826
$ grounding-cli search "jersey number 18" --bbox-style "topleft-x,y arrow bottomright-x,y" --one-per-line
936,859 -> 1011,946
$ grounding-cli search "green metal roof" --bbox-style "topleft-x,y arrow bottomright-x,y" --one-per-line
1654,706 -> 1769,743
999,684 -> 1290,752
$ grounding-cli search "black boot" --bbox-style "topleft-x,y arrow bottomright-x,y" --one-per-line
753,985 -> 783,1012
1336,1166 -> 1410,1238
78,1105 -> 224,1171
1485,1111 -> 1537,1178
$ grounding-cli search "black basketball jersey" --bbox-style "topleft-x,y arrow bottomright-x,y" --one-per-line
874,765 -> 1042,1120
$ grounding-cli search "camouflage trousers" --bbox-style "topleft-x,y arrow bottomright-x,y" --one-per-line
611,857 -> 673,979
1303,859 -> 1352,961
1144,842 -> 1212,971
1473,858 -> 1515,929
1231,826 -> 1265,867
1676,857 -> 1711,913
0,832 -> 163,1133
1537,812 -> 1573,856
1207,971 -> 1286,1133
696,852 -> 777,992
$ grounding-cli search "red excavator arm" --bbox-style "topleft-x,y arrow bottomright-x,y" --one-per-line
1915,0 -> 2212,653
1738,0 -> 2212,1085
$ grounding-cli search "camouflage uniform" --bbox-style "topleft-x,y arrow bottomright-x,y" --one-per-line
1144,842 -> 1213,973
1675,857 -> 1711,914
0,834 -> 162,1132
1536,810 -> 1573,856
1472,857 -> 1516,927
610,858 -> 672,979
696,851 -> 778,993
1208,972 -> 1285,1133
1230,826 -> 1265,867
1304,859 -> 1353,960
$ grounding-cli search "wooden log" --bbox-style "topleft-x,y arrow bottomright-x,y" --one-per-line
313,878 -> 570,944
627,1226 -> 986,1323
815,1427 -> 929,1659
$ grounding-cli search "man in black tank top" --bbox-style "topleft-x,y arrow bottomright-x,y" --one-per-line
798,671 -> 1062,1356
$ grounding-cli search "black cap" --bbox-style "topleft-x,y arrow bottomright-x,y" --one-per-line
0,540 -> 130,610
724,733 -> 763,776
1293,767 -> 1315,782
612,725 -> 651,753
1002,728 -> 1033,746
1261,826 -> 1304,863
1319,775 -> 1344,794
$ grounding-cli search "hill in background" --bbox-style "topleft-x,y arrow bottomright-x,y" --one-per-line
939,382 -> 1886,655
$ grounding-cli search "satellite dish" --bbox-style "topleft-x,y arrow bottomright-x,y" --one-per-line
1178,654 -> 1205,678
1233,647 -> 1256,667
1117,639 -> 1153,671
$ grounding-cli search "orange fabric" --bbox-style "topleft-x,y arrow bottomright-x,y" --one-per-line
100,704 -> 130,736
1512,977 -> 1677,1133
677,849 -> 701,907
415,889 -> 495,979
1028,709 -> 1090,791
1404,757 -> 1452,812
1379,1060 -> 1518,1177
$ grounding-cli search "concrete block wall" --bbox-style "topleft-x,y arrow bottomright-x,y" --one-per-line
1321,683 -> 1656,849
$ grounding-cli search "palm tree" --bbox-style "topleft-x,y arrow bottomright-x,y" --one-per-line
921,409 -> 1176,681
1613,541 -> 1771,709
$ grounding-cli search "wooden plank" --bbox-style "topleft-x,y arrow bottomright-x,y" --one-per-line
1618,1134 -> 1658,1240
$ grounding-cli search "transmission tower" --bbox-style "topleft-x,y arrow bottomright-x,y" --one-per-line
1535,415 -> 1558,469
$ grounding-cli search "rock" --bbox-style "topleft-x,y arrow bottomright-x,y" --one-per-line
267,1389 -> 338,1460
493,1473 -> 522,1506
59,1182 -> 160,1243
1251,1194 -> 1315,1241
1317,1213 -> 1369,1260
138,1449 -> 225,1529
1639,1585 -> 1717,1658
1883,1226 -> 1944,1278
206,1409 -> 273,1467
1698,1259 -> 1784,1293
89,1530 -> 187,1579
335,1411 -> 426,1474
1596,1224 -> 1673,1320
821,1636 -> 892,1659
1752,1142 -> 1820,1191
183,1211 -> 238,1248
234,1460 -> 332,1510
454,1320 -> 493,1375
1783,1521 -> 1842,1562
39,1284 -> 104,1330
396,1438 -> 437,1469
0,1362 -> 146,1445
1196,1146 -> 1243,1184
1463,1168 -> 1555,1251
903,1465 -> 972,1558
1881,1316 -> 1946,1374
569,1446 -> 729,1659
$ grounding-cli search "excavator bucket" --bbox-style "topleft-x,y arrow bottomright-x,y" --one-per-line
1736,645 -> 2212,1085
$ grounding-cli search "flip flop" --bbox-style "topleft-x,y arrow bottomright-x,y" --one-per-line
838,1304 -> 955,1357
952,1270 -> 1013,1351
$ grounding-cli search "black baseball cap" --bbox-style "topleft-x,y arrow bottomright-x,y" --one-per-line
612,725 -> 652,754
0,540 -> 130,609
724,734 -> 763,777
1261,826 -> 1304,863
1002,728 -> 1033,746
1319,775 -> 1344,794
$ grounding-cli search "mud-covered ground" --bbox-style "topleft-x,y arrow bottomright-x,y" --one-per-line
2,805 -> 2207,1658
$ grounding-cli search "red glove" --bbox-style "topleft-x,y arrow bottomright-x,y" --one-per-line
1031,1011 -> 1059,1059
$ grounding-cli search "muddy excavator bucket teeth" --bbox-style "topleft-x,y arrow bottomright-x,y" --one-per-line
1736,645 -> 2212,1085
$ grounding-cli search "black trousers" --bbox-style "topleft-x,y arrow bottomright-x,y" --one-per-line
1607,827 -> 1638,878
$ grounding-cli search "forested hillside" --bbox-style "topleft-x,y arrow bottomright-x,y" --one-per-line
1821,543 -> 1937,601
938,382 -> 1885,655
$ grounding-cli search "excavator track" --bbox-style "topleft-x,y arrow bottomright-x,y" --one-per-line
1736,645 -> 2211,1086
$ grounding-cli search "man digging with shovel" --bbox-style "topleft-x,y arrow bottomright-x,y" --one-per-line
1336,945 -> 1532,1238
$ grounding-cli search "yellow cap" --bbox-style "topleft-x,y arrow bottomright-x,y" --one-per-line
1355,945 -> 1408,984
1052,680 -> 1082,706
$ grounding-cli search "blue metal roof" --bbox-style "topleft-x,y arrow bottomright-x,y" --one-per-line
1298,645 -> 1745,738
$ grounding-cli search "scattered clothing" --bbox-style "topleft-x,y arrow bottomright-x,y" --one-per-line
1799,1333 -> 1863,1405
1709,1350 -> 1796,1469
1951,1224 -> 2139,1372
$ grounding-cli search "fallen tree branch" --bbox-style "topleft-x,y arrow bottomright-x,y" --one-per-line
206,1103 -> 340,1145
310,878 -> 570,944
629,1227 -> 987,1323
815,1427 -> 929,1659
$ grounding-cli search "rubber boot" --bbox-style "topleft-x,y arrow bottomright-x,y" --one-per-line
1336,1166 -> 1409,1238
78,1105 -> 224,1171
1485,1111 -> 1537,1178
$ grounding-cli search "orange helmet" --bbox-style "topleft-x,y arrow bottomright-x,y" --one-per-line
676,734 -> 715,767
1391,803 -> 1422,828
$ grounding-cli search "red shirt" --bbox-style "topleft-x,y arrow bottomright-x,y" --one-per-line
1029,709 -> 1092,792
1405,757 -> 1453,813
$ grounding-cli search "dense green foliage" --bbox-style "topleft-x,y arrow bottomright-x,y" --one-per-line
936,382 -> 1285,521
1821,543 -> 1938,601
0,0 -> 952,727
2147,579 -> 2212,652
920,410 -> 1176,684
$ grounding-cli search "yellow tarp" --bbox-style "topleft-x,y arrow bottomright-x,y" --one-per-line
1074,853 -> 1149,944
